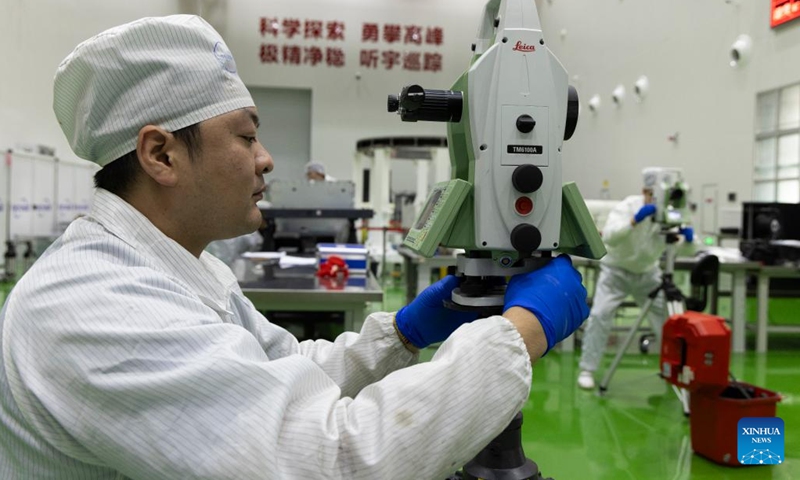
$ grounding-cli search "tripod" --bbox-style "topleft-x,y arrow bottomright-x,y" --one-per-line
456,412 -> 550,480
597,232 -> 691,413
443,258 -> 553,480
443,308 -> 550,479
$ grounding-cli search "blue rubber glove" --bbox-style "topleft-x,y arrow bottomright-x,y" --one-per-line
504,255 -> 590,353
395,275 -> 480,348
634,204 -> 657,223
680,226 -> 694,243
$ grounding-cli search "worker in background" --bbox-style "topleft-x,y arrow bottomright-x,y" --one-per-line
305,160 -> 336,182
577,169 -> 694,390
0,16 -> 590,479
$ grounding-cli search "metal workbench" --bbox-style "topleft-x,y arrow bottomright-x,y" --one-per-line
572,256 -> 761,353
239,263 -> 383,333
397,248 -> 767,353
398,246 -> 460,305
755,265 -> 800,353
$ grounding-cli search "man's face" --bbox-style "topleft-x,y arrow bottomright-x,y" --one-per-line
184,107 -> 273,241
307,171 -> 325,182
643,188 -> 654,204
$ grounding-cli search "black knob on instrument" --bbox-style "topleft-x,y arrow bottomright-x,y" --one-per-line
387,95 -> 399,112
512,164 -> 543,193
516,114 -> 536,133
564,85 -> 579,140
510,224 -> 541,256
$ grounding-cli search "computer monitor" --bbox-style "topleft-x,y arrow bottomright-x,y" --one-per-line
740,202 -> 800,267
741,202 -> 800,242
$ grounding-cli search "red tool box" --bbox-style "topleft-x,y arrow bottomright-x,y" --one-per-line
660,312 -> 782,466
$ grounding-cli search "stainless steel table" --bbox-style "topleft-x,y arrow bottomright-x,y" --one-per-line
239,264 -> 383,332
396,248 -> 766,353
398,246 -> 459,304
755,265 -> 800,353
677,256 -> 760,353
397,247 -> 582,351
572,256 -> 760,353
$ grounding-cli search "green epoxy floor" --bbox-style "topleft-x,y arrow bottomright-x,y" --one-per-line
416,347 -> 799,479
521,350 -> 798,479
384,281 -> 800,480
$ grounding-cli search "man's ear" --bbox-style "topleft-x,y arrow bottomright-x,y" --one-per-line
136,125 -> 185,187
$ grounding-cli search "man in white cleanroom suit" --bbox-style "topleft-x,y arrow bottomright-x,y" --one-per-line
305,161 -> 336,182
577,169 -> 693,390
0,15 -> 591,479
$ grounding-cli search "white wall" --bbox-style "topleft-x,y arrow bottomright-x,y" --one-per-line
4,0 -> 800,212
1,0 -> 487,181
0,0 -> 182,162
534,0 -> 800,205
249,87 -> 312,181
224,0 -> 489,180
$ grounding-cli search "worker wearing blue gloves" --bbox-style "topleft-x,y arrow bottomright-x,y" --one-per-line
395,276 -> 478,349
504,255 -> 590,352
633,204 -> 656,224
0,15 -> 593,480
396,255 -> 589,352
577,170 -> 694,390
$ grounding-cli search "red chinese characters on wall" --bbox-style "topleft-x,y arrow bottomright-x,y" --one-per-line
258,17 -> 444,71
362,23 -> 379,43
259,17 -> 347,68
304,20 -> 323,40
304,46 -> 324,66
326,47 -> 346,67
260,43 -> 346,68
358,23 -> 444,72
260,17 -> 279,37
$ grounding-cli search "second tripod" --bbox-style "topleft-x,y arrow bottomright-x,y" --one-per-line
598,232 -> 685,396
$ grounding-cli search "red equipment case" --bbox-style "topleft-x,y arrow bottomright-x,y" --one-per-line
660,312 -> 782,466
690,382 -> 781,466
660,312 -> 730,392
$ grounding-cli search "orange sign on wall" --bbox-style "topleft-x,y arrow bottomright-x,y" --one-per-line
772,0 -> 800,28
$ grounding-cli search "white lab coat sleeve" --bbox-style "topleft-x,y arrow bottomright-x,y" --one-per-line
230,285 -> 417,399
293,314 -> 418,398
601,199 -> 635,247
5,267 -> 532,480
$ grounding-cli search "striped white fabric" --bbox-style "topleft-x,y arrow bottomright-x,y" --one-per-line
0,189 -> 532,479
53,15 -> 255,167
600,195 -> 665,274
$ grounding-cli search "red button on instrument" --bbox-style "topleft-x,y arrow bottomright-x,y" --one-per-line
515,196 -> 533,216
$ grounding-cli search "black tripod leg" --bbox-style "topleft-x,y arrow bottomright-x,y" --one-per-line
461,412 -> 546,480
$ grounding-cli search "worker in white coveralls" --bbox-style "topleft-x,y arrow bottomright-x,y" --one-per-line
577,169 -> 693,390
0,15 -> 591,479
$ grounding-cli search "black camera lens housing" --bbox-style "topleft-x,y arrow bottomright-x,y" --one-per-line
387,84 -> 463,123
